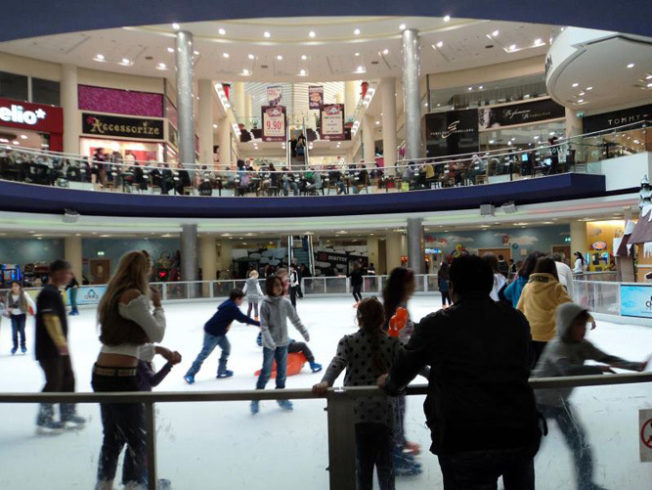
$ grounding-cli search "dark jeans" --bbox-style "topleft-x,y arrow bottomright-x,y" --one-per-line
355,423 -> 395,490
539,404 -> 594,490
92,370 -> 146,486
290,286 -> 298,307
10,313 -> 26,349
69,287 -> 78,312
38,355 -> 76,423
438,447 -> 535,490
256,345 -> 288,390
352,284 -> 362,303
531,341 -> 547,369
288,340 -> 314,363
441,290 -> 451,306
247,300 -> 259,317
186,332 -> 231,377
393,395 -> 406,447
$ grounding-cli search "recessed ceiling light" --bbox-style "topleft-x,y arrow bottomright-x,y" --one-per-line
222,52 -> 229,58
308,31 -> 316,38
94,53 -> 105,62
354,28 -> 360,35
399,23 -> 406,30
354,52 -> 360,57
579,91 -> 585,96
248,54 -> 254,60
572,82 -> 579,87
382,48 -> 389,55
577,99 -> 584,103
647,82 -> 652,88
167,47 -> 174,53
193,50 -> 199,56
19,134 -> 27,140
355,65 -> 366,73
212,123 -> 217,129
627,63 -> 635,68
435,41 -> 443,48
468,87 -> 473,91
508,44 -> 516,51
172,22 -> 180,30
375,120 -> 380,125
276,55 -> 283,60
120,58 -> 131,66
301,54 -> 307,60
264,31 -> 271,38
646,74 -> 652,80
586,86 -> 593,90
443,15 -> 451,22
478,85 -> 483,89
533,38 -> 544,46
299,69 -> 306,76
156,62 -> 167,70
242,68 -> 250,76
491,30 -> 499,37
218,28 -> 226,35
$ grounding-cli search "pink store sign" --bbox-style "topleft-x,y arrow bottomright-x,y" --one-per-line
78,85 -> 164,118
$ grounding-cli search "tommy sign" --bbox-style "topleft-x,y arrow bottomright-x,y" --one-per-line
0,104 -> 47,125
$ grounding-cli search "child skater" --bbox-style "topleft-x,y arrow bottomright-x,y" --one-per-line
313,298 -> 402,490
251,275 -> 310,414
243,270 -> 263,321
533,303 -> 648,490
184,289 -> 259,384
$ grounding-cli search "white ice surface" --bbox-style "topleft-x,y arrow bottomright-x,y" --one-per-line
0,295 -> 650,489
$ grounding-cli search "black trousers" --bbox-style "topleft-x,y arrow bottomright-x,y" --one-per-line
92,370 -> 147,486
10,313 -> 27,349
352,284 -> 362,302
531,341 -> 548,369
38,355 -> 76,422
441,291 -> 451,306
290,286 -> 298,307
355,423 -> 395,490
288,340 -> 315,363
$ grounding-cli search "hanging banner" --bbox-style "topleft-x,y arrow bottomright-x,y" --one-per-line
478,98 -> 565,130
266,86 -> 283,106
261,105 -> 286,142
425,109 -> 479,157
320,103 -> 345,141
308,86 -> 324,110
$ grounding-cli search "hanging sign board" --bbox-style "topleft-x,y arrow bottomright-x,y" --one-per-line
320,103 -> 345,141
478,98 -> 565,130
308,86 -> 324,110
261,105 -> 286,142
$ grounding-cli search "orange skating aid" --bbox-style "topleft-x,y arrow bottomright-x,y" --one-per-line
388,307 -> 408,338
254,352 -> 308,378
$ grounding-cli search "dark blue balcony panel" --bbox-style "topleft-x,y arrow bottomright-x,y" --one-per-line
0,173 -> 606,219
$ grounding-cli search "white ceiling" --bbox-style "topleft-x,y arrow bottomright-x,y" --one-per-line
0,16 -> 554,83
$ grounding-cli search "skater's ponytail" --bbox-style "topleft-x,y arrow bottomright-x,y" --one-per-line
357,298 -> 387,375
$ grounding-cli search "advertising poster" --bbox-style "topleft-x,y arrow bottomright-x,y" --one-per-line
620,284 -> 652,318
266,86 -> 283,106
261,105 -> 286,142
478,98 -> 565,129
308,86 -> 324,110
425,109 -> 479,156
320,103 -> 345,141
75,285 -> 107,305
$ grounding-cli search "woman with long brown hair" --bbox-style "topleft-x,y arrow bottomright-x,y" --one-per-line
92,251 -> 166,490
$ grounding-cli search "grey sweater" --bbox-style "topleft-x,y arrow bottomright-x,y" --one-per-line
533,303 -> 638,407
260,296 -> 309,349
243,278 -> 263,301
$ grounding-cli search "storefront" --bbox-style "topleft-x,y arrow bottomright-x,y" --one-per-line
0,96 -> 63,151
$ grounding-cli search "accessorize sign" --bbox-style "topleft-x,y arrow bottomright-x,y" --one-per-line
309,86 -> 324,110
261,105 -> 286,142
0,96 -> 63,133
320,104 -> 345,140
81,113 -> 164,140
267,85 -> 283,106
425,109 -> 479,156
478,98 -> 565,129
582,104 -> 652,134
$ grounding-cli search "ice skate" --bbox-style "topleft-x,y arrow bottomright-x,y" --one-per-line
277,399 -> 293,410
216,370 -> 234,378
183,374 -> 195,385
393,447 -> 422,476
403,440 -> 421,455
250,400 -> 260,414
309,361 -> 322,373
10,347 -> 17,355
94,480 -> 114,490
21,346 -> 27,354
63,413 -> 87,430
36,420 -> 65,435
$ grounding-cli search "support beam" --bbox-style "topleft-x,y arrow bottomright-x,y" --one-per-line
380,78 -> 397,174
407,217 -> 424,274
197,79 -> 214,166
401,28 -> 422,162
175,31 -> 195,166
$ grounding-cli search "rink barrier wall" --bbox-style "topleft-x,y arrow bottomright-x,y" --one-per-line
0,372 -> 651,490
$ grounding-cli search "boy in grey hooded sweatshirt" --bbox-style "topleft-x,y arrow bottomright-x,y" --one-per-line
533,303 -> 647,490
251,275 -> 310,414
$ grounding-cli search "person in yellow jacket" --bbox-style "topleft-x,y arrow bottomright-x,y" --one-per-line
517,257 -> 572,367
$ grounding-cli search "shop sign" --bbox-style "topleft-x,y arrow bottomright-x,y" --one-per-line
0,96 -> 63,133
582,104 -> 652,134
425,109 -> 479,156
591,241 -> 608,250
309,86 -> 324,110
620,284 -> 652,318
266,86 -> 283,106
478,98 -> 565,129
261,105 -> 286,142
82,113 -> 164,140
320,104 -> 345,140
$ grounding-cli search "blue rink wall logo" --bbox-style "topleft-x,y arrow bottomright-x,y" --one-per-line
74,286 -> 107,305
620,285 -> 652,318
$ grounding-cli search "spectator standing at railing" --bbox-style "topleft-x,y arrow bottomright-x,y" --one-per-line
501,252 -> 545,308
553,253 -> 575,299
483,254 -> 507,301
379,255 -> 542,490
573,251 -> 586,275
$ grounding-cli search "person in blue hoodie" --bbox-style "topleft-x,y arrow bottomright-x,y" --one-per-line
184,289 -> 259,384
501,251 -> 544,308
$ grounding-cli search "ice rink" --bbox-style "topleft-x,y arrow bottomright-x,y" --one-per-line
0,295 -> 650,489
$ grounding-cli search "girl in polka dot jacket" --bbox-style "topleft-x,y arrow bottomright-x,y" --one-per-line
313,297 -> 402,490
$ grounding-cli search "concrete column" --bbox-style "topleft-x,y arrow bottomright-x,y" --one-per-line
175,31 -> 195,166
198,79 -> 214,166
181,224 -> 198,297
366,237 -> 379,271
61,64 -> 80,154
381,78 -> 397,175
64,236 -> 82,281
407,217 -> 424,274
385,232 -> 404,272
245,94 -> 253,125
362,114 -> 375,165
218,240 -> 233,274
200,235 -> 217,296
565,107 -> 582,139
570,221 -> 588,258
345,80 -> 358,120
217,117 -> 231,170
232,81 -> 246,121
401,28 -> 422,162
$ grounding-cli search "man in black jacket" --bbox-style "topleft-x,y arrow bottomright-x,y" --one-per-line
380,254 -> 541,489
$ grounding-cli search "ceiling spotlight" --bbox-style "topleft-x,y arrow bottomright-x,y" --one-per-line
355,65 -> 366,73
276,55 -> 283,60
399,23 -> 406,30
308,31 -> 316,38
382,48 -> 389,55
212,124 -> 217,129
94,53 -> 105,62
248,53 -> 255,60
193,50 -> 199,56
375,120 -> 380,125
647,82 -> 652,88
167,47 -> 174,53
491,29 -> 499,37
586,86 -> 593,90
222,52 -> 229,58
435,41 -> 443,48
443,15 -> 451,22
354,28 -> 360,35
19,134 -> 27,140
242,69 -> 250,76
572,82 -> 579,87
579,91 -> 585,96
299,69 -> 306,76
264,31 -> 271,38
508,44 -> 516,51
120,58 -> 131,66
354,52 -> 360,57
468,86 -> 473,91
301,54 -> 307,60
172,22 -> 180,30
627,63 -> 635,68
156,62 -> 167,70
577,99 -> 584,103
533,38 -> 544,46
218,28 -> 226,35
478,85 -> 483,89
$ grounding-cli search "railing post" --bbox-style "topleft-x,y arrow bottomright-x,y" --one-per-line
326,390 -> 356,490
162,284 -> 168,302
145,401 -> 158,490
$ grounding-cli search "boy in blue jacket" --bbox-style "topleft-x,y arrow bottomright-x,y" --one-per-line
184,289 -> 260,384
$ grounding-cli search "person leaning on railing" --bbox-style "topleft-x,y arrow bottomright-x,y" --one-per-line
92,251 -> 166,490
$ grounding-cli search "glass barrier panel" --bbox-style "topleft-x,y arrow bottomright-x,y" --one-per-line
213,281 -> 235,298
165,282 -> 188,301
325,277 -> 347,294
362,276 -> 380,294
303,277 -> 326,295
574,281 -> 620,315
